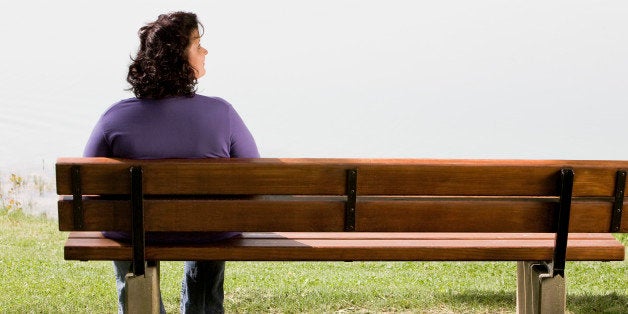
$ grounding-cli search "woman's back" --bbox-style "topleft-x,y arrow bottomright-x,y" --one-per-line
84,95 -> 258,159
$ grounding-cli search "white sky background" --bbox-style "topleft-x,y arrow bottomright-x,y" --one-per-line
1,0 -> 627,173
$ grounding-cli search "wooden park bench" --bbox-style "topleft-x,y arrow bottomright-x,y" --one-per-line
56,157 -> 627,313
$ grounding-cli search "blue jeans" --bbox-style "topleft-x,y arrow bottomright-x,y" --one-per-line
114,260 -> 225,314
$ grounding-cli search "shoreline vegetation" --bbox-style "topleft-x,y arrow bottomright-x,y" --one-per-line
0,170 -> 57,218
1,173 -> 626,313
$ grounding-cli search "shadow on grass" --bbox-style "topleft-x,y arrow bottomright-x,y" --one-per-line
435,290 -> 627,314
435,290 -> 515,312
568,293 -> 628,314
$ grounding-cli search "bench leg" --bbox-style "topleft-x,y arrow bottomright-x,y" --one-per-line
124,262 -> 160,314
516,261 -> 566,314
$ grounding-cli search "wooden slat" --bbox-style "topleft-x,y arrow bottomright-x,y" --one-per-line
64,232 -> 130,261
58,199 -> 346,232
356,200 -> 556,232
144,200 -> 346,232
58,198 -> 131,231
144,163 -> 347,195
63,231 -> 623,241
58,198 -> 627,233
358,165 -> 559,196
358,200 -> 623,233
64,232 -> 625,262
353,159 -> 628,197
57,158 -> 628,197
237,232 -> 622,240
57,158 -> 348,195
358,164 -> 626,197
57,159 -> 131,195
570,202 -> 616,232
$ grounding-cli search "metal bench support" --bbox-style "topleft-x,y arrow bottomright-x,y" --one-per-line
611,170 -> 626,232
344,169 -> 357,231
130,166 -> 146,276
70,166 -> 84,230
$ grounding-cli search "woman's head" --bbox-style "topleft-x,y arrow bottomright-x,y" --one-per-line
127,12 -> 207,99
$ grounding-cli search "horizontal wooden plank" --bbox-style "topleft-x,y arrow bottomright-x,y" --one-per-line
358,200 -> 623,233
58,198 -> 627,233
144,200 -> 346,232
358,165 -> 627,197
57,158 -> 349,195
64,232 -> 625,262
57,158 -> 628,197
65,232 -> 130,261
58,199 -> 346,232
58,198 -> 132,231
56,160 -> 130,195
358,166 -> 558,196
357,200 -> 555,232
570,202 -> 616,233
235,232 -> 621,240
66,231 -> 619,240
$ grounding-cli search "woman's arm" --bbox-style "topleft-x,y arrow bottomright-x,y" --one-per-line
83,119 -> 111,157
228,106 -> 260,158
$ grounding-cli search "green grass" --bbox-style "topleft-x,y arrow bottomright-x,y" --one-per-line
1,209 -> 627,313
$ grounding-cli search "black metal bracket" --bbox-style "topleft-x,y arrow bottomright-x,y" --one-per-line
70,166 -> 84,230
550,168 -> 574,277
130,166 -> 146,276
611,170 -> 626,232
344,169 -> 358,232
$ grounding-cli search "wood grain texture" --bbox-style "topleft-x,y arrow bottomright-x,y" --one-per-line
57,198 -> 625,232
56,158 -> 628,196
144,200 -> 346,232
57,158 -> 628,263
64,232 -> 625,262
58,197 -> 131,231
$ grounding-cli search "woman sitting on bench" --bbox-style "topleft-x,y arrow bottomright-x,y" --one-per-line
83,11 -> 259,313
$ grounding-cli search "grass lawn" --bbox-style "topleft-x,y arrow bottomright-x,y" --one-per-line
1,210 -> 626,313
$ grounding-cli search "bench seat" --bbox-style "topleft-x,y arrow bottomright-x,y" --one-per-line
65,231 -> 624,262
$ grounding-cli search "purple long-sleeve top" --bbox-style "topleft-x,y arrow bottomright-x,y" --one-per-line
84,95 -> 260,244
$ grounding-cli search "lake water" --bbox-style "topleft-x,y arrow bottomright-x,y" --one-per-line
2,1 -> 628,217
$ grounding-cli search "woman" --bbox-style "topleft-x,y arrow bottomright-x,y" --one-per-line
84,12 -> 259,313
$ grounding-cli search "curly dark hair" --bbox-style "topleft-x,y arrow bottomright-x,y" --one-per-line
127,12 -> 204,99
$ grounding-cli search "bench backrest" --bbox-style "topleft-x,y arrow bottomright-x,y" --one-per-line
57,157 -> 627,234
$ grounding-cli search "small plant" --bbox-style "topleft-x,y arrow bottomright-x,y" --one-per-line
9,173 -> 25,189
1,171 -> 55,218
1,173 -> 27,215
31,174 -> 48,196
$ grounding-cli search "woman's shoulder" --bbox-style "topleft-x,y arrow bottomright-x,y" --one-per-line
100,97 -> 141,115
192,94 -> 233,108
187,95 -> 239,116
101,95 -> 236,117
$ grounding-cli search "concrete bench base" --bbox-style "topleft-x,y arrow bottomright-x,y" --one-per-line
517,261 -> 566,314
125,263 -> 160,314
